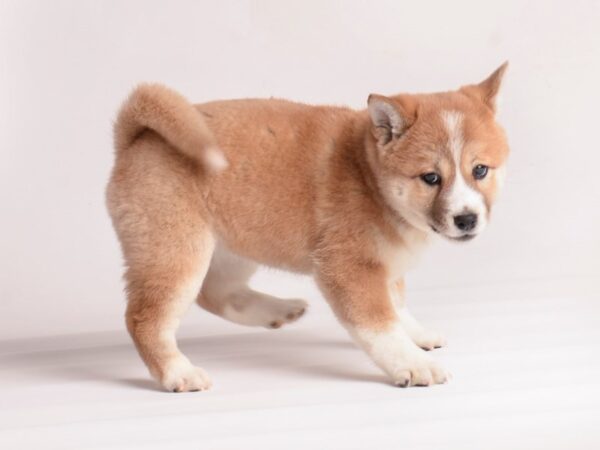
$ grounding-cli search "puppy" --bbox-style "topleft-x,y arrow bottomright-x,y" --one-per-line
106,63 -> 509,391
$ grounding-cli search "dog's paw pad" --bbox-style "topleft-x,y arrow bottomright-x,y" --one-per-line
263,299 -> 307,329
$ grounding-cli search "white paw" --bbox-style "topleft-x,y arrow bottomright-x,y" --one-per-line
265,298 -> 308,329
222,295 -> 308,329
410,329 -> 447,351
158,358 -> 212,393
353,324 -> 449,388
397,308 -> 446,351
392,353 -> 450,387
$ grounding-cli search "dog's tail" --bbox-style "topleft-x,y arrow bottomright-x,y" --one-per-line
114,83 -> 227,172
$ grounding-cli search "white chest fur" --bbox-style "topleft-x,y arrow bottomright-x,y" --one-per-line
375,227 -> 430,283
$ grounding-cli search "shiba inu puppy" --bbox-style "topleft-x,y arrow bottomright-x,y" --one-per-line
106,63 -> 509,391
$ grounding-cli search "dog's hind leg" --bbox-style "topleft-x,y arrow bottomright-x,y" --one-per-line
122,236 -> 214,392
197,245 -> 307,329
107,137 -> 216,392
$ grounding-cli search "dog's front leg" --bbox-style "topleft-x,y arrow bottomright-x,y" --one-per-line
316,261 -> 449,387
393,280 -> 447,351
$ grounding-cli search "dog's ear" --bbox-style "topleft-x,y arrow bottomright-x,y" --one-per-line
462,61 -> 508,113
367,94 -> 415,146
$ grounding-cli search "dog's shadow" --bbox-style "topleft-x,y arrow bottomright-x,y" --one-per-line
1,328 -> 386,391
182,331 -> 385,384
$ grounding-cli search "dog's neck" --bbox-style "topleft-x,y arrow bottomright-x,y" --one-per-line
344,113 -> 430,244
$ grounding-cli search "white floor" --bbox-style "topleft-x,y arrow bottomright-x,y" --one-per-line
1,278 -> 599,450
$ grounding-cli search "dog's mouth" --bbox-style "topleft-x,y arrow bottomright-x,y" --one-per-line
430,225 -> 477,242
449,234 -> 477,242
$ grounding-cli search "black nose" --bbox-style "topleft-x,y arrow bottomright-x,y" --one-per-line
453,214 -> 477,231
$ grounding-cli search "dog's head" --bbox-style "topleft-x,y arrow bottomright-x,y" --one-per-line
366,63 -> 510,241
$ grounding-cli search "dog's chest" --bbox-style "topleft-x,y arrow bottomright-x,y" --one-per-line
376,228 -> 430,282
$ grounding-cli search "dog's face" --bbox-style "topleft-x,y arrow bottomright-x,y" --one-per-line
367,63 -> 510,241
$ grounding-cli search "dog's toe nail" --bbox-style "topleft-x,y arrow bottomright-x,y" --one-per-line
396,379 -> 410,388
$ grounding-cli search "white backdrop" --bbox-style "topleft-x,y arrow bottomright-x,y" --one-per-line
1,0 -> 598,340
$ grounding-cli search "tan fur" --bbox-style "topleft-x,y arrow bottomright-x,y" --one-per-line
106,64 -> 510,391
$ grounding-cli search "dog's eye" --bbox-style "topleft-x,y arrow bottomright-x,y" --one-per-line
473,164 -> 489,180
420,172 -> 441,186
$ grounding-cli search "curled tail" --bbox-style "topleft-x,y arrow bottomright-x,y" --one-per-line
114,83 -> 227,172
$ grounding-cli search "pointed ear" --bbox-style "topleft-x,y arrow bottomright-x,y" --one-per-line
463,61 -> 508,112
367,94 -> 413,145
